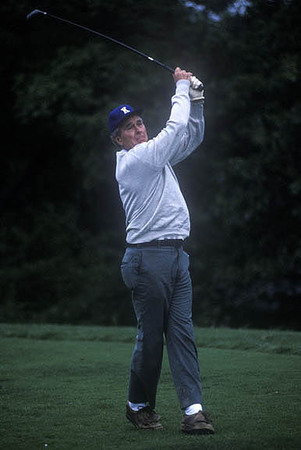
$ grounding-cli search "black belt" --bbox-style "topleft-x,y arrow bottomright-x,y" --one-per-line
127,239 -> 184,248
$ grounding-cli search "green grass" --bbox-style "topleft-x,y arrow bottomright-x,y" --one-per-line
1,324 -> 300,450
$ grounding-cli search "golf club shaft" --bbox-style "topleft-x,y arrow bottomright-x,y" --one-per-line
26,9 -> 174,73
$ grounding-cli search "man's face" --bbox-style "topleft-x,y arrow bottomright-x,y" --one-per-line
115,115 -> 148,150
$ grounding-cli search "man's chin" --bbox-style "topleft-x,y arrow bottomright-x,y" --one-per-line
136,137 -> 147,144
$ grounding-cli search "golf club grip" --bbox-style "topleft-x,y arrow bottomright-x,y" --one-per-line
145,61 -> 204,91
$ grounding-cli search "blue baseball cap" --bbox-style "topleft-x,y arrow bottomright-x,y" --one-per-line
108,104 -> 143,134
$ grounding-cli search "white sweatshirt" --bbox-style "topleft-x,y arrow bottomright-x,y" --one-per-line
115,79 -> 204,244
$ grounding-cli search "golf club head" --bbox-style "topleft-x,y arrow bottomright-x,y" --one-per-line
27,9 -> 46,20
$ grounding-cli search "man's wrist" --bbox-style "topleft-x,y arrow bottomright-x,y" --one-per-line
176,79 -> 190,87
176,79 -> 190,95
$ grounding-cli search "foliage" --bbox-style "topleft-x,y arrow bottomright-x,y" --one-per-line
1,0 -> 301,328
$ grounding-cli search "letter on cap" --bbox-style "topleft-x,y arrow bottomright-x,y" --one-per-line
121,106 -> 131,114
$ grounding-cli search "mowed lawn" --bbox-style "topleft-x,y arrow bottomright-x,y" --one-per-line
0,324 -> 300,450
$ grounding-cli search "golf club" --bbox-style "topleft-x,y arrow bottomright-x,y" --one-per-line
26,9 -> 204,90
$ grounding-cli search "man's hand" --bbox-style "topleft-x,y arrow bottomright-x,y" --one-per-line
173,67 -> 192,83
189,76 -> 205,102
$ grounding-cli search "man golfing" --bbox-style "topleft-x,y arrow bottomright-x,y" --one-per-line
108,67 -> 215,434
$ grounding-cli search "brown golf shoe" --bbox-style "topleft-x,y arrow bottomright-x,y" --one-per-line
126,403 -> 163,430
181,410 -> 215,435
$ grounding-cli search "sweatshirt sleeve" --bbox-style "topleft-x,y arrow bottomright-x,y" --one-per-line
123,79 -> 191,169
169,101 -> 205,167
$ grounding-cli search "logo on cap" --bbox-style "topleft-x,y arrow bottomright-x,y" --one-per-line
120,106 -> 131,115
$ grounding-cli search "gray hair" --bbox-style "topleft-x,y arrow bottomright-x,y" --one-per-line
110,127 -> 121,148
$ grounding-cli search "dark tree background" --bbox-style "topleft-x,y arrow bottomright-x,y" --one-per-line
1,0 -> 300,329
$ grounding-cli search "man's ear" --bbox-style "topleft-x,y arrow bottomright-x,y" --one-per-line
115,135 -> 122,145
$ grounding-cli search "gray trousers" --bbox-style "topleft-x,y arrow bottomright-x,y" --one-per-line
121,245 -> 202,410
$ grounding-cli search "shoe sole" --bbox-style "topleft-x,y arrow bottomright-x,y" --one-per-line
126,412 -> 163,430
181,428 -> 214,435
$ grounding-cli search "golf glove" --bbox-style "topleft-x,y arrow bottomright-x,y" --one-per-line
189,76 -> 205,102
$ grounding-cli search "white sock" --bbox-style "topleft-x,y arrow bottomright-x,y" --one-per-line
185,403 -> 203,415
128,401 -> 147,411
